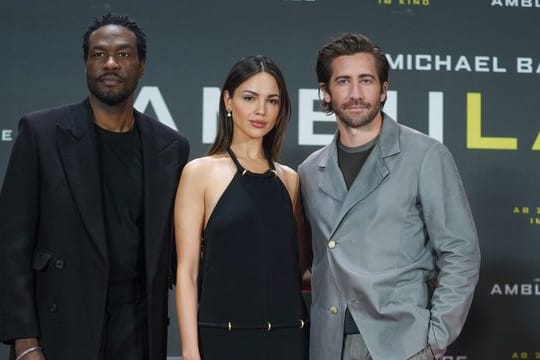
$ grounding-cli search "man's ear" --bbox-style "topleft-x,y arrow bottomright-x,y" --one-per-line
380,81 -> 388,104
320,83 -> 331,103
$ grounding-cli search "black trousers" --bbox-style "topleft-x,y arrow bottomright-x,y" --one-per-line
99,280 -> 149,360
9,282 -> 149,360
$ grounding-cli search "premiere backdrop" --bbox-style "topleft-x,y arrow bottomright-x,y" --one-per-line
1,1 -> 538,359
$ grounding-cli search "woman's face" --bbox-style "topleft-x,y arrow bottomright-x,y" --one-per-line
224,72 -> 281,141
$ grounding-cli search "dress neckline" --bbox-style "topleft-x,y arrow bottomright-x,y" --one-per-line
226,148 -> 277,178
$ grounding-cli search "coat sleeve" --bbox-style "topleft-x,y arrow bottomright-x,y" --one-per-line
418,143 -> 481,357
0,117 -> 41,342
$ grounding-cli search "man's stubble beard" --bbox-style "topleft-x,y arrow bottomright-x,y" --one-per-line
334,100 -> 382,129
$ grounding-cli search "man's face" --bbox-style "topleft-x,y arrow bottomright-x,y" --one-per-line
321,52 -> 387,129
86,25 -> 144,106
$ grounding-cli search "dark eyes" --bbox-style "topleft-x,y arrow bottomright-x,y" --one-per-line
336,78 -> 373,85
241,95 -> 280,105
360,78 -> 373,85
91,51 -> 131,58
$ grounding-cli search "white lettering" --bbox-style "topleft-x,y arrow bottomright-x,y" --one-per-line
475,56 -> 490,72
199,87 -> 447,147
429,92 -> 444,142
298,89 -> 334,146
2,130 -> 12,141
454,56 -> 472,72
517,57 -> 532,73
434,55 -> 452,71
134,86 -> 177,131
505,284 -> 519,295
491,0 -> 540,6
415,54 -> 431,71
493,57 -> 507,73
202,87 -> 221,143
386,54 -> 404,70
491,282 -> 540,295
406,54 -> 413,70
385,54 -> 515,73
490,284 -> 502,295
384,91 -> 398,121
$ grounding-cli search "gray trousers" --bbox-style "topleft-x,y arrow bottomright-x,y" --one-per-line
342,334 -> 435,360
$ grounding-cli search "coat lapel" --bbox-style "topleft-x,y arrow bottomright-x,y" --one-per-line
317,135 -> 348,204
138,116 -> 179,286
327,114 -> 401,238
57,99 -> 108,266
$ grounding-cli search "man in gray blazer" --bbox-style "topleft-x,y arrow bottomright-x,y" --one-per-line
298,33 -> 480,360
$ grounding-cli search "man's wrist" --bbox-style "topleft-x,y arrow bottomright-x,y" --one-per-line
14,338 -> 40,355
15,346 -> 42,360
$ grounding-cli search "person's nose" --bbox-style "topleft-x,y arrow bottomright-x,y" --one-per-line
104,55 -> 120,70
349,82 -> 364,100
255,99 -> 266,116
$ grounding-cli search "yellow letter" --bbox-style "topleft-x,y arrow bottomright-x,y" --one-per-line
532,131 -> 540,150
467,92 -> 518,150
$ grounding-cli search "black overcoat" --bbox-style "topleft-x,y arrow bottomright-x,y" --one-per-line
0,99 -> 189,359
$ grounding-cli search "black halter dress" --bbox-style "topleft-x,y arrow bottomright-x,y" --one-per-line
197,149 -> 308,359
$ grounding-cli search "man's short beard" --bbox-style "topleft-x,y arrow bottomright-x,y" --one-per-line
94,90 -> 130,106
86,76 -> 135,106
88,84 -> 131,106
334,101 -> 382,129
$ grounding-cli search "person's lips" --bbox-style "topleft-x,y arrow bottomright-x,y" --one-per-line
249,120 -> 267,128
344,101 -> 369,112
99,74 -> 123,86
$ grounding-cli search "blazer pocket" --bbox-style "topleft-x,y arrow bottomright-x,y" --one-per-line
32,250 -> 53,271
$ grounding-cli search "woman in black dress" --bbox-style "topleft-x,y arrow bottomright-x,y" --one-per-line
174,55 -> 308,360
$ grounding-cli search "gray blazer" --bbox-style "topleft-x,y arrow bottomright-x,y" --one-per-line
298,114 -> 480,360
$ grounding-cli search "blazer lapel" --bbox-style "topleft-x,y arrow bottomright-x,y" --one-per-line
318,134 -> 348,204
57,99 -> 107,266
138,116 -> 178,286
328,114 -> 400,238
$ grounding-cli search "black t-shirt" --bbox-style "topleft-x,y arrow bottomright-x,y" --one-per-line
95,122 -> 144,285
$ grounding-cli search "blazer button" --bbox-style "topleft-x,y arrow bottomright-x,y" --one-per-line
48,303 -> 58,313
329,306 -> 338,315
328,240 -> 336,249
55,259 -> 65,270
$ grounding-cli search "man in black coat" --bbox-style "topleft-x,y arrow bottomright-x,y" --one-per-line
0,13 -> 189,360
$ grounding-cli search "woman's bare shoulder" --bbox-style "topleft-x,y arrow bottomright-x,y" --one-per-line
183,154 -> 232,175
274,162 -> 299,182
274,162 -> 299,197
